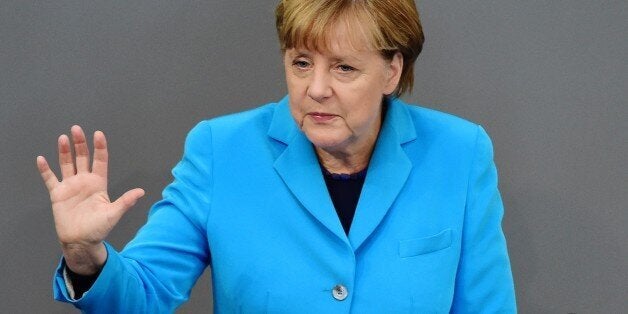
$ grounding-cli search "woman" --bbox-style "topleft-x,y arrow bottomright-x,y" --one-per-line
38,0 -> 516,312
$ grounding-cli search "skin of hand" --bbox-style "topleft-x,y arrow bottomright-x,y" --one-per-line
37,125 -> 145,275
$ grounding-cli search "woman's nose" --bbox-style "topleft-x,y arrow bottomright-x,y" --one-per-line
307,68 -> 332,103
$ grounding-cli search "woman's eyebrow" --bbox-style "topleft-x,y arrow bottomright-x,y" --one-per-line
288,49 -> 364,65
330,54 -> 363,64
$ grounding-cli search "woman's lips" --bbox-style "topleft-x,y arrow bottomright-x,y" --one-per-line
308,112 -> 337,123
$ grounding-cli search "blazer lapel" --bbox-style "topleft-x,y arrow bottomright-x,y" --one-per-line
269,98 -> 349,244
349,99 -> 416,251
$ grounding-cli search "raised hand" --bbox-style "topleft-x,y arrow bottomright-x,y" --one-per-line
37,125 -> 144,275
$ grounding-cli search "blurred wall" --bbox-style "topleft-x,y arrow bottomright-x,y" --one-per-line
1,0 -> 625,312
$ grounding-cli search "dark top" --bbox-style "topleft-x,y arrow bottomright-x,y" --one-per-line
321,166 -> 367,235
65,265 -> 100,298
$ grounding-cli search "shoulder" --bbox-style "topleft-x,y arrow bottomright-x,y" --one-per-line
406,103 -> 479,137
394,99 -> 485,148
208,102 -> 278,133
184,101 -> 280,146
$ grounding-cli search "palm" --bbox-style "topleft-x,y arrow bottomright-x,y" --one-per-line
37,126 -> 144,250
50,172 -> 116,245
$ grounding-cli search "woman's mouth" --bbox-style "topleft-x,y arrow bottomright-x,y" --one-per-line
308,112 -> 337,123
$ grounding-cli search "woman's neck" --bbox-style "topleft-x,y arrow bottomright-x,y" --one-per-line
315,139 -> 376,174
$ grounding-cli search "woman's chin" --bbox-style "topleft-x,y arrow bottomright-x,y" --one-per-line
305,133 -> 348,151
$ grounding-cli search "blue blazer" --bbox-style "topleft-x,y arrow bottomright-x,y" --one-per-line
54,96 -> 516,313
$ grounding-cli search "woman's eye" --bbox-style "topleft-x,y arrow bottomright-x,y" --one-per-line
337,64 -> 355,73
293,60 -> 310,69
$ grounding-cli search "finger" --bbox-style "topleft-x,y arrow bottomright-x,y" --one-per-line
36,156 -> 59,191
71,125 -> 90,173
58,134 -> 75,179
91,130 -> 108,178
111,188 -> 145,218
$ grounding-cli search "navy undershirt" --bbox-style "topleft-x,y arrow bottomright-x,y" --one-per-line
65,264 -> 100,298
321,167 -> 367,235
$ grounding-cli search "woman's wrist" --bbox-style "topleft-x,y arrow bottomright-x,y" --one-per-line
62,242 -> 107,276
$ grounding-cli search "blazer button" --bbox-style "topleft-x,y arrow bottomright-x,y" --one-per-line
332,284 -> 348,301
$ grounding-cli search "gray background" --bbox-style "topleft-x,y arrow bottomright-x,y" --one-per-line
1,0 -> 626,313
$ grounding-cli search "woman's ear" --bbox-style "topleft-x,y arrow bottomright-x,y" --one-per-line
384,52 -> 403,96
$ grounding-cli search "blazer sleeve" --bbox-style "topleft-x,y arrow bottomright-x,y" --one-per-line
52,121 -> 214,313
450,126 -> 517,313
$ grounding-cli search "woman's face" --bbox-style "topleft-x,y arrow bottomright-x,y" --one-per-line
284,23 -> 402,155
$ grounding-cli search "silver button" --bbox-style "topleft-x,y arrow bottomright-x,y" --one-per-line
332,284 -> 348,301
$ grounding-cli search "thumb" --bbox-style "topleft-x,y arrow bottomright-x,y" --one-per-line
111,188 -> 145,216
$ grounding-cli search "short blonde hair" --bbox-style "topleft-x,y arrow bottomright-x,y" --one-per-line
275,0 -> 424,97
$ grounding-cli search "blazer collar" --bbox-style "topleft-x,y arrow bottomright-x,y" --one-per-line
270,96 -> 417,250
267,96 -> 297,144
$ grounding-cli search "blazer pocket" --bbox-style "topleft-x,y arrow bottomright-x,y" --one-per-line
399,229 -> 453,258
